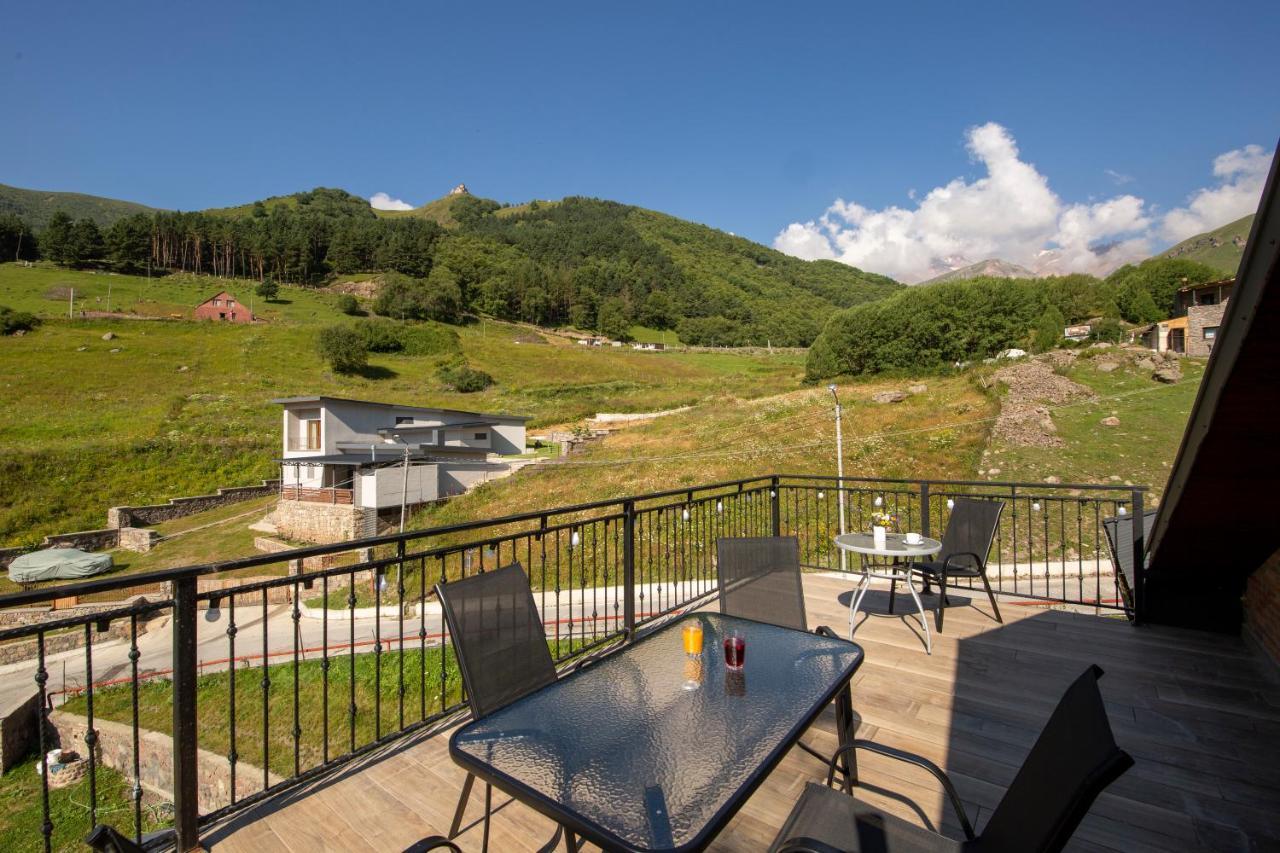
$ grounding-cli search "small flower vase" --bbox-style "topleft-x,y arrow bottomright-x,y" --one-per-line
872,525 -> 887,549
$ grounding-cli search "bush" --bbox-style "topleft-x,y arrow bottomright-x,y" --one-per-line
1032,305 -> 1066,353
0,306 -> 39,336
354,319 -> 405,353
316,325 -> 368,374
437,360 -> 493,393
336,294 -> 362,316
372,269 -> 463,323
351,318 -> 459,356
1088,318 -> 1127,344
255,277 -> 279,302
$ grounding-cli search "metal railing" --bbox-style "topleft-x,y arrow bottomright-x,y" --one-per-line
279,486 -> 354,504
0,473 -> 1147,851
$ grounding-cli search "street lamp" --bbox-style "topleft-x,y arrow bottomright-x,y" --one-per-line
828,385 -> 847,570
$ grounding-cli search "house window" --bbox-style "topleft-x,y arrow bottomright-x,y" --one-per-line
1198,293 -> 1216,306
475,432 -> 488,441
212,298 -> 221,306
218,312 -> 226,320
396,416 -> 413,425
230,313 -> 236,320
1204,326 -> 1218,341
227,299 -> 236,307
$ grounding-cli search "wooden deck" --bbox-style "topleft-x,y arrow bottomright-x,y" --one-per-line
203,574 -> 1280,852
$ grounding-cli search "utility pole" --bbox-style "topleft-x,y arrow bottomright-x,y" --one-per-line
68,287 -> 74,319
829,384 -> 847,570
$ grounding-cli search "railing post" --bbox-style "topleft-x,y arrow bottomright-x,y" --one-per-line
171,576 -> 200,852
920,481 -> 931,539
770,476 -> 781,537
623,500 -> 636,640
1130,490 -> 1145,626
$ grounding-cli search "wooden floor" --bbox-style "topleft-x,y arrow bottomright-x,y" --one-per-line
204,574 -> 1280,852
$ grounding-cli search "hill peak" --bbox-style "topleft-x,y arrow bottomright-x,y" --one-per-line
919,258 -> 1035,285
448,183 -> 469,196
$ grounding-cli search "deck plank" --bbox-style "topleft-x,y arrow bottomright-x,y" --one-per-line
205,574 -> 1280,852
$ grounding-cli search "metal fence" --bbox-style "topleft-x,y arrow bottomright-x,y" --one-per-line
0,473 -> 1146,851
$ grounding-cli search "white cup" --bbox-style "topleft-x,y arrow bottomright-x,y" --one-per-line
905,532 -> 922,545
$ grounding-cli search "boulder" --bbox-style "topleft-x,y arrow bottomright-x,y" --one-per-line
101,332 -> 116,341
1153,367 -> 1182,384
998,348 -> 1027,360
1044,475 -> 1061,484
75,346 -> 87,352
871,390 -> 908,404
907,384 -> 928,394
1135,358 -> 1157,371
1095,361 -> 1119,373
1089,341 -> 1112,349
109,347 -> 121,353
1101,416 -> 1121,426
177,365 -> 189,372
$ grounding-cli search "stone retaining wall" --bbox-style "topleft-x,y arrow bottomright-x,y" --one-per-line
0,620 -> 132,666
108,479 -> 280,528
271,500 -> 368,545
51,709 -> 279,814
1,692 -> 39,772
0,528 -> 121,569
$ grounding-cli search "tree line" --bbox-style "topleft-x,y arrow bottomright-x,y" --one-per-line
2,188 -> 906,346
805,258 -> 1226,380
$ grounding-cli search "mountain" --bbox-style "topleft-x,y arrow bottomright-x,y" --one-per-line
1160,214 -> 1252,275
0,183 -> 158,230
918,258 -> 1035,285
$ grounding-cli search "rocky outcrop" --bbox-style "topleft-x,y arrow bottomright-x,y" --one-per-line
991,360 -> 1095,448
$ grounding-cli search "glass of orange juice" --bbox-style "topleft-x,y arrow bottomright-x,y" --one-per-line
682,621 -> 704,655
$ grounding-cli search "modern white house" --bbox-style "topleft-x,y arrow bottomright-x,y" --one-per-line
272,396 -> 529,542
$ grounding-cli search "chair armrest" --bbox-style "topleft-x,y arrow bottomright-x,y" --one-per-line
775,838 -> 848,853
813,625 -> 838,639
822,740 -> 976,841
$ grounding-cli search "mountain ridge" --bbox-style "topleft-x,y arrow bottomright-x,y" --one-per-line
918,258 -> 1036,285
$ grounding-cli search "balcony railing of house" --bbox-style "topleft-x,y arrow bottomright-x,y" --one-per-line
279,486 -> 353,504
0,473 -> 1147,852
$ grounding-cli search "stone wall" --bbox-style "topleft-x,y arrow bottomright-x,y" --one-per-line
0,528 -> 121,569
0,620 -> 132,666
271,500 -> 368,545
118,527 -> 160,553
1,692 -> 39,772
1186,302 -> 1227,357
1244,552 -> 1280,672
108,479 -> 280,528
51,709 -> 279,814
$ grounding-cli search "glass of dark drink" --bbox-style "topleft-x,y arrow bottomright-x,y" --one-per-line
723,631 -> 745,670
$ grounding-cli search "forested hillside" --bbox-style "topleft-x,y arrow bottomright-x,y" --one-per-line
0,183 -> 156,231
806,257 -> 1224,379
0,185 -> 901,346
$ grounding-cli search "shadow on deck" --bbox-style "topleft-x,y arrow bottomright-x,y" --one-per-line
203,574 -> 1280,852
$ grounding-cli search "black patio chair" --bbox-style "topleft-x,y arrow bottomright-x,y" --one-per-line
1102,509 -> 1156,620
435,562 -> 559,852
717,537 -> 849,773
770,664 -> 1133,853
910,497 -> 1005,631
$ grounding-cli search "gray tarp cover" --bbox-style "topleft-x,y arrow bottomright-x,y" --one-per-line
7,548 -> 113,583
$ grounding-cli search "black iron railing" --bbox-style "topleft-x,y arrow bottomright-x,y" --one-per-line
0,473 -> 1147,851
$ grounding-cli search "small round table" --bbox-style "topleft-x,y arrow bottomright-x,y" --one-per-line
834,532 -> 942,655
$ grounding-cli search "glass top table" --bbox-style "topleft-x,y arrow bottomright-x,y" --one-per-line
449,612 -> 865,852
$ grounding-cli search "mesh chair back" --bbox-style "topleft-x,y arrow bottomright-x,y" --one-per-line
435,563 -> 557,720
1102,510 -> 1156,613
938,498 -> 1004,572
978,665 -> 1134,853
716,537 -> 808,631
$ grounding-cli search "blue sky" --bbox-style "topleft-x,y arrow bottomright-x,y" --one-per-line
3,1 -> 1277,278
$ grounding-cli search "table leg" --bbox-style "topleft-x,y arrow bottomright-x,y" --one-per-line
848,573 -> 870,640
904,574 -> 933,655
835,681 -> 856,793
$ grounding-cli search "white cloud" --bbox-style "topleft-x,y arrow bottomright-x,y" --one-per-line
1105,169 -> 1133,185
1160,144 -> 1270,242
773,125 -> 1270,283
369,192 -> 414,211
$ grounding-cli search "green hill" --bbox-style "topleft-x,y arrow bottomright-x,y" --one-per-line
0,183 -> 158,230
1160,213 -> 1253,275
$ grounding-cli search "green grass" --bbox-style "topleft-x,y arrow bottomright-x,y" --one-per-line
0,754 -> 169,853
1161,213 -> 1252,275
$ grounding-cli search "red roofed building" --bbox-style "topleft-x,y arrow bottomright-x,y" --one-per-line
193,291 -> 254,323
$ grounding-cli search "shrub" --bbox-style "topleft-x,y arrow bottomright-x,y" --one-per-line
1032,305 -> 1066,353
255,277 -> 279,302
0,306 -> 39,336
336,294 -> 362,316
316,325 -> 368,374
354,319 -> 405,353
437,360 -> 493,393
1088,318 -> 1126,344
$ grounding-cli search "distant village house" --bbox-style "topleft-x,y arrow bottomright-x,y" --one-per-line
194,291 -> 255,324
1138,278 -> 1233,356
272,396 -> 529,543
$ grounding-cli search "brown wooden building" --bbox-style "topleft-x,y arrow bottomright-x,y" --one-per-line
193,290 -> 254,323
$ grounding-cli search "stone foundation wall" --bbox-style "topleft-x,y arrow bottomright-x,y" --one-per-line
271,500 -> 368,545
0,620 -> 132,665
1186,302 -> 1227,357
1244,553 -> 1280,671
1,692 -> 39,772
118,527 -> 160,553
107,479 -> 280,529
51,709 -> 279,814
